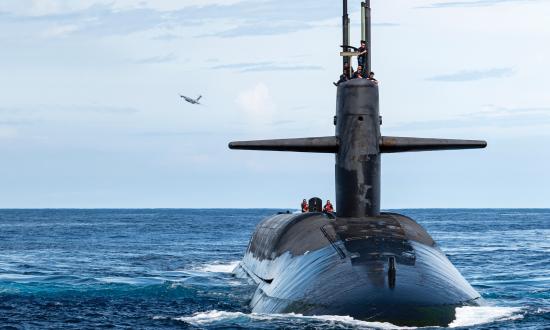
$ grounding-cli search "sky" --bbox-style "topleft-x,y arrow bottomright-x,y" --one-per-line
0,0 -> 549,208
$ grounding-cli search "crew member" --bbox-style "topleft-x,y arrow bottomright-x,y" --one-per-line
352,65 -> 364,79
334,67 -> 351,86
301,199 -> 309,213
323,200 -> 334,213
357,40 -> 367,70
343,62 -> 352,78
367,71 -> 378,85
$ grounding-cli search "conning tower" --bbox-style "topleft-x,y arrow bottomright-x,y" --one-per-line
229,0 -> 486,217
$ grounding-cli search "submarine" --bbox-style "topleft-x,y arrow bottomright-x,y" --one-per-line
228,1 -> 487,327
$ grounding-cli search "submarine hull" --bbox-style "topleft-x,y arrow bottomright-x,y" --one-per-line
234,212 -> 482,327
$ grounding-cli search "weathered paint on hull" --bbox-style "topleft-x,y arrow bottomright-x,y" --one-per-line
235,212 -> 482,327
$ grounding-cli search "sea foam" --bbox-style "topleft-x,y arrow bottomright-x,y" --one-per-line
449,306 -> 523,328
195,261 -> 240,273
174,310 -> 415,329
175,306 -> 525,329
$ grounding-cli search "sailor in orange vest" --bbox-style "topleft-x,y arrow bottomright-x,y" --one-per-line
323,200 -> 334,213
301,199 -> 309,213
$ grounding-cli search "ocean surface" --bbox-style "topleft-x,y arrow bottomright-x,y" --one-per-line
0,209 -> 548,329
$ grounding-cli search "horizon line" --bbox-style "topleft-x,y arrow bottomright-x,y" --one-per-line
0,207 -> 548,210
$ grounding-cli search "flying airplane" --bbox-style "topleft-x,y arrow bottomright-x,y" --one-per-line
180,94 -> 202,105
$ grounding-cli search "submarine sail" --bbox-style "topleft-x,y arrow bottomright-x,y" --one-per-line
229,1 -> 486,326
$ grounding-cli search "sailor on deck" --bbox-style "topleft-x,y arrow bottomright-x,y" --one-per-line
352,65 -> 364,79
323,200 -> 334,213
301,199 -> 309,213
367,71 -> 378,85
357,40 -> 368,70
334,62 -> 353,86
334,69 -> 351,86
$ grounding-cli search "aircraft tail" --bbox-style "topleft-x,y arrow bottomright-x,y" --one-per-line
197,95 -> 202,101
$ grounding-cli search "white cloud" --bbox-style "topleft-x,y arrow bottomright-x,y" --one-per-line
236,83 -> 276,125
111,0 -> 245,11
0,0 -> 246,17
0,0 -> 85,16
42,24 -> 79,38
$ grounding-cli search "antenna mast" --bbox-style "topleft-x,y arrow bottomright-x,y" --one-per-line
342,0 -> 350,75
363,0 -> 372,72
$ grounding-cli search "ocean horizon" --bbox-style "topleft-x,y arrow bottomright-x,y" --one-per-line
2,207 -> 549,210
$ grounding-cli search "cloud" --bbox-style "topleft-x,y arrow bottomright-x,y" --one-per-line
419,0 -> 541,8
0,0 -> 86,17
0,5 -> 198,38
134,131 -> 212,137
236,83 -> 276,124
0,120 -> 34,126
0,107 -> 32,114
213,61 -> 272,70
0,0 -> 341,38
372,23 -> 400,27
272,120 -> 296,126
213,61 -> 322,72
426,68 -> 515,82
241,65 -> 323,72
133,53 -> 177,64
389,105 -> 550,131
41,24 -> 79,37
151,33 -> 181,41
204,21 -> 313,38
0,105 -> 139,115
73,105 -> 139,114
0,0 -> 246,17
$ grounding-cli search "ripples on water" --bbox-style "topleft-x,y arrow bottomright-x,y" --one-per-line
0,209 -> 548,329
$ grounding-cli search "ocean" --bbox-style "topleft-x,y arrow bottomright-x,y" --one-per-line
0,209 -> 548,329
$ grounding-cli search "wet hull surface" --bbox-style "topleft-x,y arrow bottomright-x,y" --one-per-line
235,212 -> 482,327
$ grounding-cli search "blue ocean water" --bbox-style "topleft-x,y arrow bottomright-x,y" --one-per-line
0,209 -> 548,329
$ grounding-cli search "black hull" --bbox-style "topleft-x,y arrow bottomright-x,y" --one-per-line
235,212 -> 482,327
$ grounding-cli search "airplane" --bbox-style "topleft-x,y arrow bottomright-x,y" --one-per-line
180,94 -> 202,105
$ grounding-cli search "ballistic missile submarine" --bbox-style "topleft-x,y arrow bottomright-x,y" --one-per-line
229,1 -> 487,326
